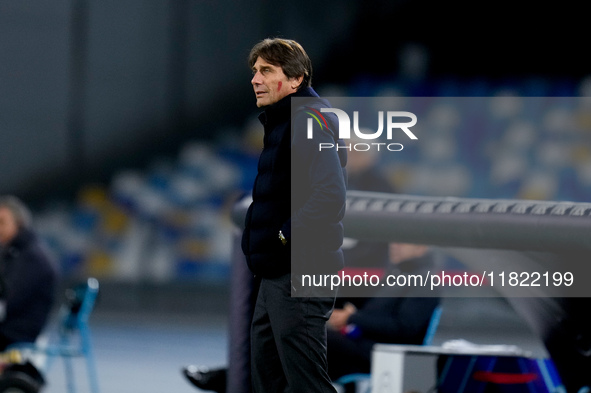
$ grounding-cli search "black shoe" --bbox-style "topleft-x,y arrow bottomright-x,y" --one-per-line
182,365 -> 227,393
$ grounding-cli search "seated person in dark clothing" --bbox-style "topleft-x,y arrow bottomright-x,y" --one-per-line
183,243 -> 440,392
327,243 -> 440,382
0,195 -> 58,351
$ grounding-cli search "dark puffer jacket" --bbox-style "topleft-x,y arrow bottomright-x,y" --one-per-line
241,87 -> 347,278
0,228 -> 58,347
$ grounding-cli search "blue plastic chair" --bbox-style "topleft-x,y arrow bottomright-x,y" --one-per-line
9,277 -> 100,393
422,305 -> 443,346
334,305 -> 443,393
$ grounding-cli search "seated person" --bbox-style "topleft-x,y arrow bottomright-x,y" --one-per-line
182,243 -> 440,393
0,196 -> 58,351
326,243 -> 440,384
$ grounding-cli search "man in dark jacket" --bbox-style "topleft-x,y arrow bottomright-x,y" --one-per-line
0,195 -> 58,351
242,38 -> 347,393
326,243 -> 440,384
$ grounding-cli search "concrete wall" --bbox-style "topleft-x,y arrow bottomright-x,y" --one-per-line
0,0 -> 357,202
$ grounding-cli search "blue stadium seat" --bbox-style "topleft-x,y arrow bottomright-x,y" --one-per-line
8,278 -> 101,393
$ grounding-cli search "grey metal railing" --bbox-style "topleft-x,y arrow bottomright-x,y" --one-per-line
232,190 -> 591,253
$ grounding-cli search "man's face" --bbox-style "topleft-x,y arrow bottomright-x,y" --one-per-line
251,57 -> 302,107
0,207 -> 18,247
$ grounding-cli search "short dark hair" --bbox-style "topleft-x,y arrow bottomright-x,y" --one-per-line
0,195 -> 32,229
248,38 -> 312,89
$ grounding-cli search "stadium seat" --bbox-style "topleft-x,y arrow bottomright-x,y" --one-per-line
7,278 -> 100,393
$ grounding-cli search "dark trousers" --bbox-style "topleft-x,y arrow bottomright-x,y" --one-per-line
251,273 -> 337,393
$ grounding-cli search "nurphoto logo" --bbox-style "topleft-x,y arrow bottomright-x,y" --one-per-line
305,107 -> 418,152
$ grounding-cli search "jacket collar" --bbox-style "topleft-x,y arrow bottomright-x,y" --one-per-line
258,87 -> 319,127
1,228 -> 35,259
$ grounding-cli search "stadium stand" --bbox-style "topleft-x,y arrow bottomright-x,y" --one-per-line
31,77 -> 591,284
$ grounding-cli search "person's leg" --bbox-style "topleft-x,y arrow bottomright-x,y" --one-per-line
265,274 -> 337,393
250,278 -> 288,393
228,232 -> 258,393
326,328 -> 372,380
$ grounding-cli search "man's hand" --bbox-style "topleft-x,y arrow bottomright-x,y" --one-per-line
327,302 -> 356,330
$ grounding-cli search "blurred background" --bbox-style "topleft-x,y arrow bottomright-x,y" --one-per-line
1,1 -> 589,391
